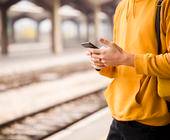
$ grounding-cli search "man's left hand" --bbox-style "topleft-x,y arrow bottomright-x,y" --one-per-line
88,38 -> 135,67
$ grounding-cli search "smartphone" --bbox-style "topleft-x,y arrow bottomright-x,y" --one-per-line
81,42 -> 99,49
81,42 -> 101,71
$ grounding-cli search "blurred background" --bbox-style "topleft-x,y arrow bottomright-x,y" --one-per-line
0,0 -> 119,140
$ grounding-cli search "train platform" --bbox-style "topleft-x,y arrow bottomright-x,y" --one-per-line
45,107 -> 112,140
0,46 -> 112,139
0,47 -> 92,91
0,46 -> 87,76
0,70 -> 111,125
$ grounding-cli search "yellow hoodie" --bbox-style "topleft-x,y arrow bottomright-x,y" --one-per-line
100,0 -> 170,126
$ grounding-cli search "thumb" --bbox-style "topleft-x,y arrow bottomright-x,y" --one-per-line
167,41 -> 170,52
113,43 -> 123,52
99,38 -> 113,48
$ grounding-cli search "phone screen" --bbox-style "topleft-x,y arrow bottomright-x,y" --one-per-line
81,42 -> 99,49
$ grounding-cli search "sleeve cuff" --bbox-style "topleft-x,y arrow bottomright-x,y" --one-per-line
134,54 -> 148,75
99,66 -> 117,78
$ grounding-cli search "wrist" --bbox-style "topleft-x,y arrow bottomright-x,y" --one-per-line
122,53 -> 135,67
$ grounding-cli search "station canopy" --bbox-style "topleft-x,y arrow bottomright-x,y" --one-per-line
0,0 -> 119,15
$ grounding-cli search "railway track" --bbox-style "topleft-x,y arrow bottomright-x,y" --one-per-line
0,88 -> 107,140
0,62 -> 91,92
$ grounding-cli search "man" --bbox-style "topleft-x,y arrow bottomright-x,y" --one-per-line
86,0 -> 170,139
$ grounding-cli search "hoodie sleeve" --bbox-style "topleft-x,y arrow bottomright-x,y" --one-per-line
99,66 -> 117,78
134,0 -> 170,78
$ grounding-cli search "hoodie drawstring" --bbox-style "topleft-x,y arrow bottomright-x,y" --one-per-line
133,0 -> 136,18
126,0 -> 136,20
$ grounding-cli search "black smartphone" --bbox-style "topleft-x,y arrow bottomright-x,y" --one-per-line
81,42 -> 99,49
82,42 -> 101,71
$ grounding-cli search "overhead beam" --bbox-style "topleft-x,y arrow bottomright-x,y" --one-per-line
61,0 -> 93,14
1,0 -> 20,9
101,0 -> 120,19
30,0 -> 51,12
35,21 -> 40,42
11,14 -> 37,24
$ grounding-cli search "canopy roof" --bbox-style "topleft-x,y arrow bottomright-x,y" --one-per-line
0,0 -> 119,14
0,0 -> 119,23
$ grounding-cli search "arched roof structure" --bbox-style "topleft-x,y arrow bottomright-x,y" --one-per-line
0,0 -> 120,55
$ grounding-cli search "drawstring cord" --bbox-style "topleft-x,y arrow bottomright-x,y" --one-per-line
133,0 -> 136,18
126,0 -> 136,20
126,0 -> 130,20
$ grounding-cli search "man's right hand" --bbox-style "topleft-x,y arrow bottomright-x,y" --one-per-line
86,49 -> 106,69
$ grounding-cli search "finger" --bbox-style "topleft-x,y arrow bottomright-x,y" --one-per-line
113,43 -> 123,52
90,58 -> 101,63
168,40 -> 170,52
91,63 -> 106,69
91,58 -> 99,63
90,48 -> 101,54
91,53 -> 101,59
99,38 -> 113,47
91,58 -> 103,64
95,64 -> 106,67
91,60 -> 105,66
90,59 -> 105,66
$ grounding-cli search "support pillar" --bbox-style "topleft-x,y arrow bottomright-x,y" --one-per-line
110,15 -> 114,39
11,21 -> 15,43
85,17 -> 90,42
76,21 -> 81,41
94,5 -> 101,43
35,21 -> 40,42
109,15 -> 114,31
51,0 -> 62,54
8,19 -> 15,43
0,7 -> 8,55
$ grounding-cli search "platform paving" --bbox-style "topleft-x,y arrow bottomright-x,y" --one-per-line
0,49 -> 87,76
45,108 -> 112,140
0,70 -> 111,125
0,47 -> 93,92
